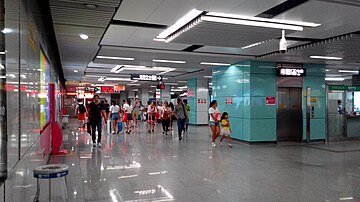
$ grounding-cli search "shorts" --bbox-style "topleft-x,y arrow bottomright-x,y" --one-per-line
111,113 -> 119,120
209,121 -> 220,127
148,115 -> 155,123
78,113 -> 85,121
221,129 -> 231,137
133,111 -> 139,119
127,113 -> 133,121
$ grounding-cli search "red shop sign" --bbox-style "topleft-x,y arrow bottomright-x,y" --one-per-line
265,96 -> 276,105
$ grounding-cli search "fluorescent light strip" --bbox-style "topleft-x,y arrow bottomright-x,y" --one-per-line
242,41 -> 267,49
153,59 -> 186,64
157,9 -> 203,39
0,52 -> 5,55
338,70 -> 359,73
325,77 -> 345,81
178,81 -> 187,83
97,56 -> 134,61
310,56 -> 342,60
127,84 -> 141,86
206,12 -> 321,27
204,75 -> 212,78
201,62 -> 231,66
157,69 -> 175,75
105,78 -> 132,81
201,16 -> 303,31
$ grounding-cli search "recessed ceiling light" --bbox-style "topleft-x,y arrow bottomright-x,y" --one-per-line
79,34 -> 89,40
204,75 -> 212,78
153,59 -> 186,64
325,69 -> 330,72
74,70 -> 79,73
97,56 -> 134,61
201,62 -> 231,66
338,70 -> 359,73
309,56 -> 342,60
325,77 -> 344,81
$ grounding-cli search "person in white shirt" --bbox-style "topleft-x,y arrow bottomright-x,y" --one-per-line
123,99 -> 133,134
147,102 -> 157,133
108,100 -> 120,134
209,100 -> 221,147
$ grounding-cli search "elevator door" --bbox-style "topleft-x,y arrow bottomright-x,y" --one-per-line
277,88 -> 303,141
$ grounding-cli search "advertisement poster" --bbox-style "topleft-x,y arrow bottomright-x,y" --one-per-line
40,50 -> 50,129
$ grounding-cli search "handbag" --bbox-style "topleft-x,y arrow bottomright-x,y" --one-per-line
122,113 -> 128,122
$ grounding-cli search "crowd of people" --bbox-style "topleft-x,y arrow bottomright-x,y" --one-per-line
74,95 -> 232,148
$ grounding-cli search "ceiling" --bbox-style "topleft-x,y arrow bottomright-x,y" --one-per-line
50,0 -> 360,91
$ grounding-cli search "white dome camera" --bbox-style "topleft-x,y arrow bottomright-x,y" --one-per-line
279,30 -> 287,54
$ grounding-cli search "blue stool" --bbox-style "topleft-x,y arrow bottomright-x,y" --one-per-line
33,164 -> 69,202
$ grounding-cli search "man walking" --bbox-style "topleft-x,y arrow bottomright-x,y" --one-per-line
174,98 -> 187,141
88,95 -> 105,147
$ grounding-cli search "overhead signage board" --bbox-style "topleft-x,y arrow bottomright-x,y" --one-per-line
329,85 -> 360,91
277,68 -> 306,77
131,74 -> 162,82
100,86 -> 114,93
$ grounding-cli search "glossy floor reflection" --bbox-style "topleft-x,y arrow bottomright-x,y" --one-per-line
50,119 -> 360,202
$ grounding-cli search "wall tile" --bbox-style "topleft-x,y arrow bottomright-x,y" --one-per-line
250,119 -> 277,142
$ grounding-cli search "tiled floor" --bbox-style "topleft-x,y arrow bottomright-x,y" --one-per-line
50,119 -> 360,202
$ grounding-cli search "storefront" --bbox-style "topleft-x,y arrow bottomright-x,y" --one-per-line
327,85 -> 360,141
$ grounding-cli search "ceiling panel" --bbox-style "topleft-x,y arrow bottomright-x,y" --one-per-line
229,0 -> 286,16
101,25 -> 190,50
274,1 -> 360,39
94,46 -> 249,66
196,40 -> 309,56
171,20 -> 292,48
50,0 -> 119,82
113,0 -> 164,22
258,34 -> 360,67
114,0 -> 287,25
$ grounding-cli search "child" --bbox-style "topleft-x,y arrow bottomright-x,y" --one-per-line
219,112 -> 232,148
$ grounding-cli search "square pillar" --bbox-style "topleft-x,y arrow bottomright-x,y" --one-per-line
187,78 -> 209,125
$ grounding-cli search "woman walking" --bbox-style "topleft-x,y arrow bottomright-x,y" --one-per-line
123,99 -> 133,134
132,98 -> 140,127
161,101 -> 171,135
209,100 -> 221,147
169,102 -> 174,131
109,100 -> 120,134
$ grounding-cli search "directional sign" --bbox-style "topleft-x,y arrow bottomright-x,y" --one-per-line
131,74 -> 162,81
277,68 -> 306,77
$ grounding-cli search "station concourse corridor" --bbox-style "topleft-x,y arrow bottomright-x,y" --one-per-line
50,119 -> 360,202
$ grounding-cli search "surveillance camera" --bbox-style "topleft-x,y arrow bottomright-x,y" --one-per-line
279,30 -> 287,54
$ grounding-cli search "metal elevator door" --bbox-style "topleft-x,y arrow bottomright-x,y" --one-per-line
277,88 -> 303,141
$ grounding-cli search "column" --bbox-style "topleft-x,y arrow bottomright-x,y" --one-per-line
187,78 -> 209,125
161,85 -> 171,103
139,88 -> 149,104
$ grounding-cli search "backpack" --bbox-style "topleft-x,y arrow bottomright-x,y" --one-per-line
78,104 -> 86,113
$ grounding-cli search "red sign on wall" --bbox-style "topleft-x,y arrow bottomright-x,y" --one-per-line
225,97 -> 233,104
265,96 -> 276,105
